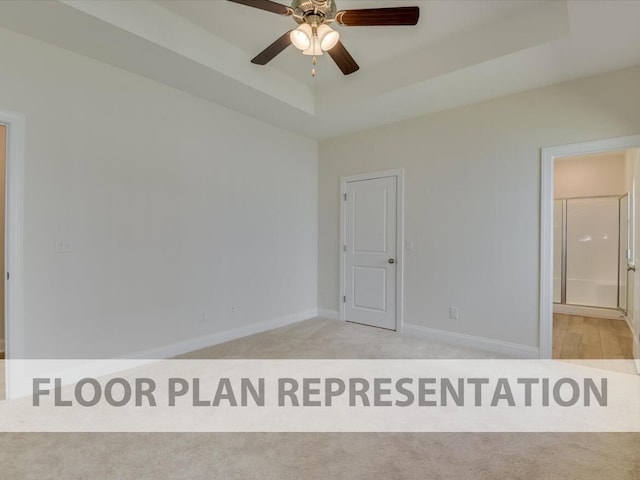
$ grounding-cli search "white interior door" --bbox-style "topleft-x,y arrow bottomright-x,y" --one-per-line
344,176 -> 397,330
619,194 -> 630,314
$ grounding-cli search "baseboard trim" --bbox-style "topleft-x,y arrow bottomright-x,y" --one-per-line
626,316 -> 634,337
553,304 -> 624,320
317,309 -> 340,321
403,323 -> 539,359
6,310 -> 318,399
125,309 -> 318,360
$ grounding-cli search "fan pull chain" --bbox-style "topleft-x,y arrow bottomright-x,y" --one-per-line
311,25 -> 318,77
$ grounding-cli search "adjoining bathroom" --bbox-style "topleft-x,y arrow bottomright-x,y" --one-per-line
553,149 -> 638,359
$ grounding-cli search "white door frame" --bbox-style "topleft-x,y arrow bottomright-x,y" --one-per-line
0,110 -> 26,399
540,134 -> 640,359
340,169 -> 405,332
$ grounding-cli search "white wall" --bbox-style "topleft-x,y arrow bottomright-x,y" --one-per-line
319,66 -> 640,349
554,152 -> 626,198
0,27 -> 318,358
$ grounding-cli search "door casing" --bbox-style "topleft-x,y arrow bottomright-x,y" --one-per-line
340,169 -> 404,332
0,110 -> 26,400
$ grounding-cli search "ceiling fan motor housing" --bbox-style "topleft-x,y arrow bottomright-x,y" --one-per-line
291,0 -> 337,24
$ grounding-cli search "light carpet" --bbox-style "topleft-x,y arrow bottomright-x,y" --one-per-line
0,318 -> 638,479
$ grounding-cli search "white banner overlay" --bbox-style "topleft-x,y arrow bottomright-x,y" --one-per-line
1,359 -> 639,432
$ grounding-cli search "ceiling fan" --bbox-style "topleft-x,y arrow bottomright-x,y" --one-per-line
228,0 -> 420,76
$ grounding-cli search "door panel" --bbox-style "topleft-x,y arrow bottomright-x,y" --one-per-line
553,199 -> 564,304
619,194 -> 629,313
353,187 -> 388,253
353,266 -> 387,311
345,176 -> 397,330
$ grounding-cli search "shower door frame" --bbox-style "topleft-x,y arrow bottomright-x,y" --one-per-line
540,134 -> 640,360
553,194 -> 625,311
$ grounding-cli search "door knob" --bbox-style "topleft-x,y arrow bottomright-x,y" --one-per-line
388,258 -> 395,264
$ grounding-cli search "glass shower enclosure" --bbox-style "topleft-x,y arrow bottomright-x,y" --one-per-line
553,194 -> 630,313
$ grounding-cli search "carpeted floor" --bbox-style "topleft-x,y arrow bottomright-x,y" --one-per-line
1,432 -> 638,480
178,318 -> 505,360
1,318 -> 639,479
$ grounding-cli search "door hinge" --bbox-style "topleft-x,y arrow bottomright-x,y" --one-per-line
343,193 -> 347,201
6,272 -> 8,280
343,295 -> 346,303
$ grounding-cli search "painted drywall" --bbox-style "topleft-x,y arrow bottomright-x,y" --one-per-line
0,124 -> 4,349
319,66 -> 640,348
0,27 -> 318,358
554,152 -> 626,198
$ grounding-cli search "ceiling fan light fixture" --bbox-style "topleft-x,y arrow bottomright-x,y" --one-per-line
302,42 -> 323,56
232,0 -> 420,76
290,24 -> 312,50
316,24 -> 339,51
301,23 -> 325,56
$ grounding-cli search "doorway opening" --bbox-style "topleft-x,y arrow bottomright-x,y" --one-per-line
340,169 -> 404,332
540,135 -> 640,364
552,151 -> 634,358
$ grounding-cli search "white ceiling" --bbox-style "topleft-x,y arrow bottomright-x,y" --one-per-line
1,0 -> 640,139
157,0 -> 543,86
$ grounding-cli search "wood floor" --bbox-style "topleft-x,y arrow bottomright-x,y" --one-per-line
553,313 -> 633,359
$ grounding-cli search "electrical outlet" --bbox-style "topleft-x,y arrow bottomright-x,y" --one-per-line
55,238 -> 73,253
448,307 -> 459,320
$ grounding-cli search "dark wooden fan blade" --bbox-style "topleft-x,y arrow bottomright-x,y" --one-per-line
327,41 -> 359,75
227,0 -> 293,16
251,31 -> 293,65
335,6 -> 420,26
